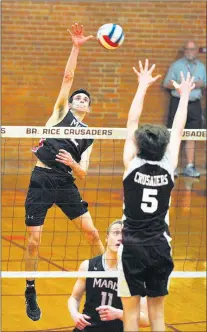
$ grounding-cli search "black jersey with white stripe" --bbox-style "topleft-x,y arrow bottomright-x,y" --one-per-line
33,110 -> 93,175
74,255 -> 123,332
123,153 -> 174,246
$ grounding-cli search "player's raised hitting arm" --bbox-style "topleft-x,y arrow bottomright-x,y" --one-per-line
123,59 -> 161,169
167,72 -> 195,169
48,23 -> 93,124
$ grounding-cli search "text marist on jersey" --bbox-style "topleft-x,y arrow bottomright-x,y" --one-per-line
134,172 -> 169,186
93,278 -> 117,291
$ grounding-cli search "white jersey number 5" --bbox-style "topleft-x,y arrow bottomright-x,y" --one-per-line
141,188 -> 158,213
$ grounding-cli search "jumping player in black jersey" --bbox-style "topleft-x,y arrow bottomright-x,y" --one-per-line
117,59 -> 195,331
68,220 -> 149,332
24,23 -> 104,321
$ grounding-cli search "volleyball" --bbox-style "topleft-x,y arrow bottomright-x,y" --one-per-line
97,23 -> 124,50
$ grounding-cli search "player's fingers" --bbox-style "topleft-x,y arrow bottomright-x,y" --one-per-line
99,312 -> 108,318
148,63 -> 155,74
186,71 -> 190,82
74,23 -> 80,35
96,306 -> 105,311
77,23 -> 83,34
67,29 -> 73,36
99,311 -> 108,316
59,153 -> 71,159
172,80 -> 180,89
80,317 -> 91,325
98,310 -> 106,315
97,305 -> 109,311
76,322 -> 85,330
56,155 -> 66,160
180,71 -> 185,82
74,22 -> 81,35
71,24 -> 76,34
191,83 -> 195,90
83,314 -> 91,319
57,151 -> 67,156
139,60 -> 143,72
56,153 -> 67,158
132,67 -> 140,76
55,154 -> 64,159
152,74 -> 162,82
190,75 -> 195,84
56,158 -> 67,163
144,58 -> 149,71
79,24 -> 84,34
56,155 -> 68,161
84,35 -> 94,41
55,159 -> 65,164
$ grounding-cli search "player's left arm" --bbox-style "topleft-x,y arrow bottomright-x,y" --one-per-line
96,305 -> 123,321
55,144 -> 93,180
68,260 -> 92,329
79,143 -> 94,173
123,60 -> 161,170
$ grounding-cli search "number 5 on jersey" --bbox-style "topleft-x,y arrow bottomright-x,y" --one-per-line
141,188 -> 158,213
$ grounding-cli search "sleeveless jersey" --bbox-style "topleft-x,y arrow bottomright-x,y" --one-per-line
33,110 -> 93,175
75,255 -> 123,332
123,153 -> 174,246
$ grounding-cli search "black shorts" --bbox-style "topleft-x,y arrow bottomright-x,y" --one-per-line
167,96 -> 202,129
25,167 -> 88,226
118,242 -> 174,298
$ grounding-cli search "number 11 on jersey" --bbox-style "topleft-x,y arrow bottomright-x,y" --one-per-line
101,291 -> 113,306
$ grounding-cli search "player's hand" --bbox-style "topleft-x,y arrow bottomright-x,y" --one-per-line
171,71 -> 195,95
68,23 -> 94,47
96,305 -> 121,321
74,312 -> 91,330
133,59 -> 162,88
55,149 -> 74,166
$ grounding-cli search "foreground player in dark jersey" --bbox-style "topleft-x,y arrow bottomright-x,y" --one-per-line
117,60 -> 195,331
24,23 -> 104,321
68,220 -> 149,332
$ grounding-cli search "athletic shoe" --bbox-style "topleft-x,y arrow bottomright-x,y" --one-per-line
183,165 -> 200,178
25,287 -> 41,321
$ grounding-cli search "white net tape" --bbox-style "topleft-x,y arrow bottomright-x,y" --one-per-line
1,271 -> 206,278
1,126 -> 206,140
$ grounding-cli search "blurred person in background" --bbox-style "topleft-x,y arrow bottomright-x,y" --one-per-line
163,40 -> 206,178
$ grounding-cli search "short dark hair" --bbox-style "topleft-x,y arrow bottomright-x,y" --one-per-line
68,89 -> 91,105
107,220 -> 123,235
135,124 -> 170,161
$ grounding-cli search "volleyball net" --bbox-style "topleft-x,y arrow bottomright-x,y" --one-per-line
1,127 -> 206,279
